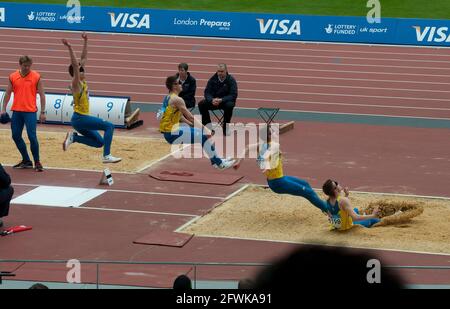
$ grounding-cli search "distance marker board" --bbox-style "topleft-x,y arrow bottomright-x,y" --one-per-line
0,90 -> 142,129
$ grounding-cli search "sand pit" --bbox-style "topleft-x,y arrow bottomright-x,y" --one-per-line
183,186 -> 450,254
0,130 -> 171,172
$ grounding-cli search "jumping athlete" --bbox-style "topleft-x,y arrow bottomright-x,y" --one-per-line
61,33 -> 121,163
159,75 -> 235,170
234,138 -> 380,230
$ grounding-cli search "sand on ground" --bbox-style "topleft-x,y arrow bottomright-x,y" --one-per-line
183,186 -> 450,255
0,130 -> 171,172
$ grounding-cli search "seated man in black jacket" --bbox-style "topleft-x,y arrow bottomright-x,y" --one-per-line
176,63 -> 197,109
0,164 -> 14,228
198,63 -> 238,135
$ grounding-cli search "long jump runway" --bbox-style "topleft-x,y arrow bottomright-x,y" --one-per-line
0,28 -> 449,287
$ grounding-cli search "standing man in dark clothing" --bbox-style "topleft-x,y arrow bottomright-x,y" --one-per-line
0,164 -> 14,228
176,63 -> 197,109
198,63 -> 238,135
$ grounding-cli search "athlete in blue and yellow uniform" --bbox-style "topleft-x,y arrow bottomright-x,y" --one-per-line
322,179 -> 380,231
235,141 -> 328,212
159,75 -> 235,170
61,33 -> 121,163
235,140 -> 380,230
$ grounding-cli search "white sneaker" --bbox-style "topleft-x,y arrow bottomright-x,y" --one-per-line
63,132 -> 74,151
103,154 -> 122,164
214,158 -> 236,170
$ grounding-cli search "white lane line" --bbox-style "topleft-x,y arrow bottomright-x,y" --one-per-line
1,164 -> 133,174
38,87 -> 450,118
81,206 -> 198,218
2,67 -> 450,86
192,234 -> 450,257
2,59 -> 449,78
2,38 -> 450,64
2,46 -> 450,72
39,87 -> 450,110
174,216 -> 203,233
12,183 -> 226,200
1,29 -> 450,56
136,144 -> 190,173
224,184 -> 250,201
10,76 -> 450,95
253,183 -> 450,200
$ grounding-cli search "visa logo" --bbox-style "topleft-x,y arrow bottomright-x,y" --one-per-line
257,19 -> 301,35
414,26 -> 450,43
109,12 -> 150,29
0,8 -> 5,22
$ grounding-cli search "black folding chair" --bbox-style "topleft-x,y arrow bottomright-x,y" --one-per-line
0,272 -> 16,284
210,109 -> 225,132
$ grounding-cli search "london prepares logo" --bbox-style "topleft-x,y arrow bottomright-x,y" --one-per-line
413,26 -> 450,43
109,12 -> 150,29
256,18 -> 301,35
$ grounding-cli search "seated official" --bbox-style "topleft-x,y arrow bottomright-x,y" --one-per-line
198,63 -> 238,135
176,63 -> 197,109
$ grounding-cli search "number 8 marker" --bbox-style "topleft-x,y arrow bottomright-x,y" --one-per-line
54,98 -> 62,109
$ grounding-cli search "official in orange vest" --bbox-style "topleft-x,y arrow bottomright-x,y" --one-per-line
1,56 -> 46,172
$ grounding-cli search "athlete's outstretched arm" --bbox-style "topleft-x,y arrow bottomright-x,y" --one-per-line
62,39 -> 80,93
340,198 -> 379,221
80,32 -> 88,67
174,97 -> 212,136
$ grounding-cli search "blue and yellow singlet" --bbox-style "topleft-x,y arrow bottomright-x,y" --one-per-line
73,81 -> 90,115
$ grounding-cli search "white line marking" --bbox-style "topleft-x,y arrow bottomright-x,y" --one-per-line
0,66 -> 450,86
81,206 -> 198,217
2,28 -> 450,53
2,67 -> 450,86
9,76 -> 450,96
238,100 -> 450,112
174,216 -> 203,232
237,107 -> 450,121
253,184 -> 450,200
12,183 -> 226,200
224,184 -> 250,201
2,58 -> 449,78
2,164 -> 134,174
136,144 -> 190,173
3,38 -> 450,64
2,46 -> 450,72
344,190 -> 450,201
37,86 -> 450,107
192,234 -> 450,257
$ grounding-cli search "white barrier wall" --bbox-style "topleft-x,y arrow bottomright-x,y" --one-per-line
1,90 -> 130,128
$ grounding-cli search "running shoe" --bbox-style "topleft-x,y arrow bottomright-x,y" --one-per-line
13,160 -> 33,169
102,154 -> 122,164
63,131 -> 74,151
213,158 -> 236,170
35,161 -> 44,172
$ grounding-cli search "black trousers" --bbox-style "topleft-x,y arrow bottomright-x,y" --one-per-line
198,99 -> 235,133
0,186 -> 14,218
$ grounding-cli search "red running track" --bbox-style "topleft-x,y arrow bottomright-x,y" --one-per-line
1,28 -> 450,288
0,29 -> 450,119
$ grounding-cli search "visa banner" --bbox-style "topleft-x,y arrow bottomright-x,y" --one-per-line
0,2 -> 449,47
